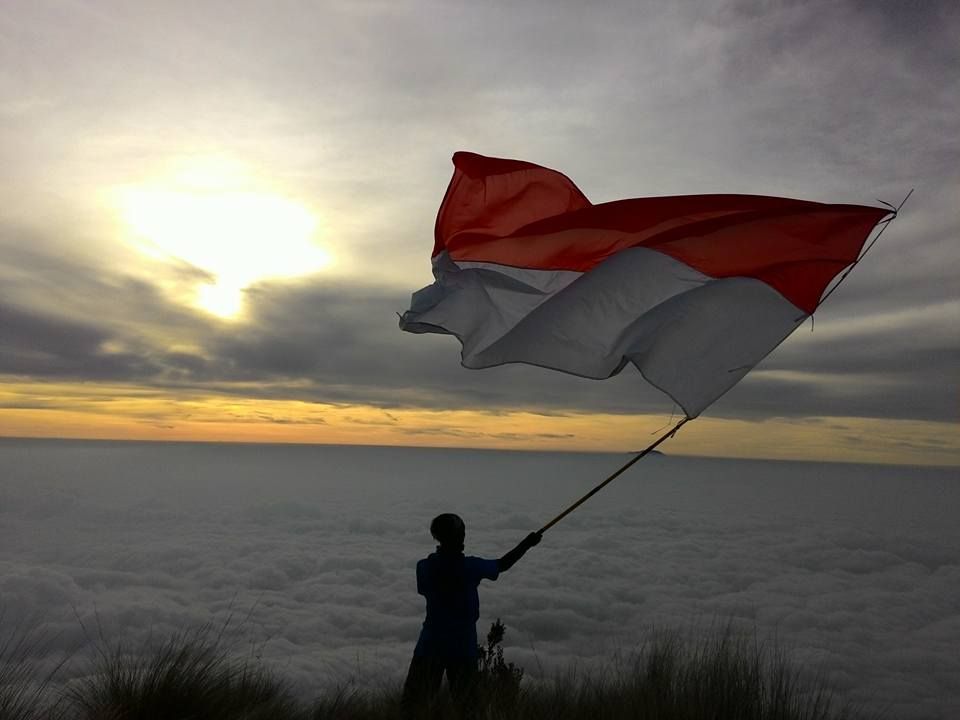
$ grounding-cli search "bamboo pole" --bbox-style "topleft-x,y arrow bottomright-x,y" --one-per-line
537,416 -> 691,534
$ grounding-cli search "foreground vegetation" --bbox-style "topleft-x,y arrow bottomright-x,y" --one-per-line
1,619 -> 866,720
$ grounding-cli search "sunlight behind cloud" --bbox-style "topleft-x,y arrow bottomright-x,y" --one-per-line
118,162 -> 329,318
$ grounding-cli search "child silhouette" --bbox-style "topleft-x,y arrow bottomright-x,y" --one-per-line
401,513 -> 541,717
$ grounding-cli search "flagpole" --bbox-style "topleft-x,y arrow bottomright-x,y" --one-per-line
537,416 -> 691,534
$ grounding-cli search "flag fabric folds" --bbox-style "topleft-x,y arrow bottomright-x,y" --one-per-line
400,152 -> 890,418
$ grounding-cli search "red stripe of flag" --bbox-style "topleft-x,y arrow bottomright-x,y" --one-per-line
435,152 -> 889,314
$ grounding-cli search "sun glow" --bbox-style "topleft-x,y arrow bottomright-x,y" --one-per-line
118,162 -> 329,318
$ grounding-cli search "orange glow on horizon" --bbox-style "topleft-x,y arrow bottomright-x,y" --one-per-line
1,382 -> 958,467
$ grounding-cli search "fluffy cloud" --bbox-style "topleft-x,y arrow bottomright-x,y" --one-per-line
1,441 -> 957,718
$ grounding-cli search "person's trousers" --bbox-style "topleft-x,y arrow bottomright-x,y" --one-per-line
401,655 -> 478,718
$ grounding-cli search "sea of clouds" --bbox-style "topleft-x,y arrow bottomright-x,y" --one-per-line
1,438 -> 957,718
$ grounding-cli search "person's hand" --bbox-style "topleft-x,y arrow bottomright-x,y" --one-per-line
523,532 -> 542,549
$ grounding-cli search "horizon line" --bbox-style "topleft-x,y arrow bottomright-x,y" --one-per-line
1,433 -> 956,470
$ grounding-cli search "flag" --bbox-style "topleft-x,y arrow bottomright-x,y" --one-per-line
399,152 -> 890,418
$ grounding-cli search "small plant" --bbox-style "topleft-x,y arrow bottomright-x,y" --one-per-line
477,619 -> 523,708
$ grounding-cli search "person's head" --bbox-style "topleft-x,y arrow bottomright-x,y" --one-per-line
430,513 -> 465,551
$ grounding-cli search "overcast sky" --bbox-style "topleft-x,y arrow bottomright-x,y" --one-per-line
1,0 -> 957,463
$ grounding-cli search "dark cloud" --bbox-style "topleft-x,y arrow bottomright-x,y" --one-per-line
0,234 -> 214,338
201,278 -> 957,422
1,248 -> 954,422
0,302 -> 161,380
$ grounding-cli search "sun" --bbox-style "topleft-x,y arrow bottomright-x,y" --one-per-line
117,160 -> 330,318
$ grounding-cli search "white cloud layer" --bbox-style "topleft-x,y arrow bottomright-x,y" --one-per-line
1,438 -> 958,718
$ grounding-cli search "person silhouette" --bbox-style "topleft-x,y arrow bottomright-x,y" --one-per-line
401,513 -> 541,717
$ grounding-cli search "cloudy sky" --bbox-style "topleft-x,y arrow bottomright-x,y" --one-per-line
1,0 -> 957,464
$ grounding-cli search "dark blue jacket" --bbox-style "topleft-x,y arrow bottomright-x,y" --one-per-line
413,549 -> 499,659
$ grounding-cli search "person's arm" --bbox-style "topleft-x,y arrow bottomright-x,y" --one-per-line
416,559 -> 429,595
498,532 -> 542,572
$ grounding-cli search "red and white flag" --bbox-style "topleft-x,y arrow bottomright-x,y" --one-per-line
400,152 -> 890,418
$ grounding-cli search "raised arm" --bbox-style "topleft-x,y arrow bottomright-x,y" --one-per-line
498,532 -> 542,572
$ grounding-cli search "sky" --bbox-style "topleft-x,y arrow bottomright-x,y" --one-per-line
3,442 -> 958,718
1,0 -> 958,464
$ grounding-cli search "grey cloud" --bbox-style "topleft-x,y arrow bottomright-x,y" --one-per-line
0,235 -> 214,340
0,302 -> 107,362
0,301 -> 162,380
201,279 -> 958,422
1,250 -> 955,421
707,1 -> 960,182
718,345 -> 957,423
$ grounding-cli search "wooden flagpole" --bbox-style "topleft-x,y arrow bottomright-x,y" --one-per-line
537,416 -> 691,534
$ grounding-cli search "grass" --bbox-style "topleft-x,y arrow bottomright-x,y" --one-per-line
0,619 -> 867,720
508,629 -> 856,720
0,611 -> 67,720
62,625 -> 303,720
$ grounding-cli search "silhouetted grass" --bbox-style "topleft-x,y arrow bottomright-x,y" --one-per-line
61,623 -> 303,720
0,612 -> 66,720
503,627 -> 859,720
0,619 -> 868,720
